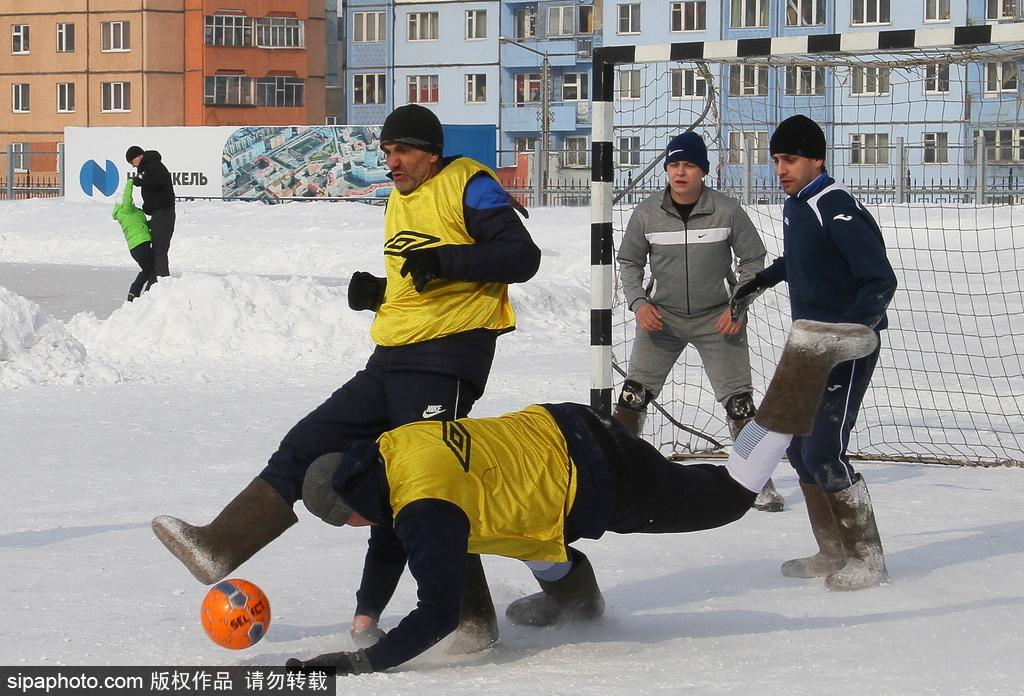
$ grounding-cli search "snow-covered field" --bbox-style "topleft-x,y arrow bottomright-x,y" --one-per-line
1,197 -> 1023,695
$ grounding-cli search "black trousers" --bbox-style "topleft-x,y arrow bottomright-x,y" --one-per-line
128,242 -> 155,299
148,208 -> 175,277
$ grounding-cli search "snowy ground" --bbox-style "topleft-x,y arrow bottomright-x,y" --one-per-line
1,197 -> 1023,695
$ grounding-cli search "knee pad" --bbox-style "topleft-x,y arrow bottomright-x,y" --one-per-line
725,392 -> 756,421
617,380 -> 653,411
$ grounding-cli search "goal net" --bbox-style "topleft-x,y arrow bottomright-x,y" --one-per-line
589,24 -> 1024,466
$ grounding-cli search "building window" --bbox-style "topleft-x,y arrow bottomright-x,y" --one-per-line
729,64 -> 769,96
786,0 -> 825,26
923,132 -> 948,163
852,0 -> 890,24
407,74 -> 439,103
408,12 -> 439,41
101,81 -> 131,112
205,15 -> 253,47
670,68 -> 707,98
731,0 -> 769,27
204,75 -> 254,105
728,131 -> 769,164
101,21 -> 130,51
852,66 -> 890,95
671,1 -> 707,31
985,61 -> 1019,93
57,23 -> 75,52
466,9 -> 487,40
256,18 -> 303,48
618,69 -> 641,99
562,73 -> 588,101
515,7 -> 537,38
515,73 -> 542,104
851,133 -> 890,164
617,135 -> 640,166
785,65 -> 826,95
12,83 -> 29,112
515,137 -> 536,153
10,142 -> 26,172
923,64 -> 950,94
353,73 -> 385,104
976,128 -> 1024,162
256,76 -> 304,106
563,136 -> 588,168
987,0 -> 1017,20
465,73 -> 487,102
353,11 -> 385,42
578,5 -> 595,33
925,0 -> 951,21
57,82 -> 75,112
548,6 -> 573,36
617,3 -> 641,34
12,24 -> 29,54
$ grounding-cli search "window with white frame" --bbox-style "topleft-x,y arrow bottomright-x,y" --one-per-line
563,136 -> 588,167
353,11 -> 385,42
671,1 -> 707,31
204,75 -> 254,105
515,136 -> 536,152
12,24 -> 29,54
408,12 -> 438,41
548,6 -> 573,36
562,73 -> 588,101
617,3 -> 641,33
101,81 -> 131,112
57,23 -> 75,52
976,128 -> 1024,162
731,0 -> 769,27
852,0 -> 890,24
256,76 -> 304,106
617,135 -> 640,166
729,64 -> 769,96
353,73 -> 385,104
10,142 -> 26,171
985,61 -> 1018,93
923,132 -> 948,163
785,65 -> 826,95
618,69 -> 641,99
578,5 -> 595,33
101,21 -> 130,51
785,0 -> 825,26
728,131 -> 769,164
205,15 -> 252,46
465,73 -> 487,102
923,63 -> 950,93
407,74 -> 439,103
925,0 -> 951,21
515,7 -> 537,38
57,82 -> 75,112
12,83 -> 29,112
986,0 -> 1017,20
515,73 -> 542,104
851,132 -> 890,164
466,9 -> 487,39
852,66 -> 890,95
670,68 -> 707,98
256,18 -> 303,48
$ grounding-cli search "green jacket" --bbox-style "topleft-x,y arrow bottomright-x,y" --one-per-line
112,179 -> 152,250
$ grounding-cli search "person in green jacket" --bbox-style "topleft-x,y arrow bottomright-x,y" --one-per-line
112,177 -> 155,301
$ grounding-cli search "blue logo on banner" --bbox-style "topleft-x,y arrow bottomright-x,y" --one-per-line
79,159 -> 120,197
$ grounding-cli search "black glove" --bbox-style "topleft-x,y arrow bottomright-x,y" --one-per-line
348,271 -> 387,312
286,648 -> 373,675
399,248 -> 443,292
730,274 -> 769,321
130,174 -> 142,186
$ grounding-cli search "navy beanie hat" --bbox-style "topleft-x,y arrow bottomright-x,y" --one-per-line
125,145 -> 144,163
770,115 -> 827,159
664,132 -> 709,174
380,104 -> 444,155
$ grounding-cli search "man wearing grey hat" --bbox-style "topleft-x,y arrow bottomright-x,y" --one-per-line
613,131 -> 782,511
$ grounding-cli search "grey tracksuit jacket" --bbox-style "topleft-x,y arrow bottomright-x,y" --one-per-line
618,186 -> 766,315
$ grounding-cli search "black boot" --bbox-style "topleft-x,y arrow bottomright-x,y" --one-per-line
447,554 -> 499,653
782,481 -> 846,578
505,548 -> 605,627
826,475 -> 889,591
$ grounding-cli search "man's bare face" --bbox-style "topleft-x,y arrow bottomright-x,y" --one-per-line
772,154 -> 824,195
382,143 -> 439,194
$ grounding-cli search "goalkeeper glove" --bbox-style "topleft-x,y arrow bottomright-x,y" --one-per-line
730,274 -> 769,321
286,648 -> 374,675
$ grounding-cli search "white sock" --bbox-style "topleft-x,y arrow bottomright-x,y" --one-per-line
524,559 -> 573,582
725,420 -> 792,493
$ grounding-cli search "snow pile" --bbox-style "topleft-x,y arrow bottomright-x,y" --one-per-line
0,285 -> 120,387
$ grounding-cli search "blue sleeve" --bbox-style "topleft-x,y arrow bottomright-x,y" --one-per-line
759,256 -> 787,286
436,173 -> 541,284
362,500 -> 468,672
824,200 -> 898,328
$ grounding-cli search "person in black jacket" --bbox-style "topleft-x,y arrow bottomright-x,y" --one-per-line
126,145 -> 176,278
286,320 -> 879,675
151,104 -> 541,653
731,114 -> 899,592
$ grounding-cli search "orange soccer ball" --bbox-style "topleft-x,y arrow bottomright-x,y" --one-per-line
200,579 -> 271,650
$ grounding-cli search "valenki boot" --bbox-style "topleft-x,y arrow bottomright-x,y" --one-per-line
505,548 -> 605,627
446,553 -> 500,653
826,474 -> 889,591
781,480 -> 846,578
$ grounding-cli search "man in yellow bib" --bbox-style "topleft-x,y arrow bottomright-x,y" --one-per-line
153,104 -> 540,651
288,320 -> 880,675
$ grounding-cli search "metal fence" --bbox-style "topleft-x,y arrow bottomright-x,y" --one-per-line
0,148 -> 64,200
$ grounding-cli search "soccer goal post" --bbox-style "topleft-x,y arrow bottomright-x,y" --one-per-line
590,23 -> 1024,466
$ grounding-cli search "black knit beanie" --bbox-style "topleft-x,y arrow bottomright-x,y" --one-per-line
769,115 -> 826,159
380,104 -> 444,155
125,145 -> 145,163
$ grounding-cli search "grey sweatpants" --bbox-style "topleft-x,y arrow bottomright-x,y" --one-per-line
625,304 -> 753,404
